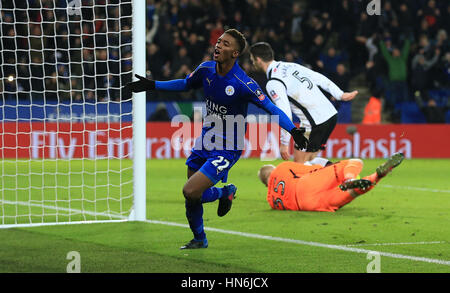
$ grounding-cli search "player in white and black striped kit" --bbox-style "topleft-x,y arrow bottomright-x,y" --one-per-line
249,42 -> 359,163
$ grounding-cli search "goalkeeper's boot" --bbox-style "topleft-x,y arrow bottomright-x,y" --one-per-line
180,238 -> 208,250
217,184 -> 237,217
376,152 -> 405,179
339,179 -> 373,191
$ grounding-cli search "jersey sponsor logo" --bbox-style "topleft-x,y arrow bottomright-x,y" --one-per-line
255,89 -> 265,101
205,98 -> 228,120
225,85 -> 235,96
206,77 -> 212,86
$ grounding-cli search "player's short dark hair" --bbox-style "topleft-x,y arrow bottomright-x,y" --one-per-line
249,42 -> 274,62
224,29 -> 247,56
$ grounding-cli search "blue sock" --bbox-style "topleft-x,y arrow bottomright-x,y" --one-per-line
201,186 -> 225,203
185,200 -> 206,241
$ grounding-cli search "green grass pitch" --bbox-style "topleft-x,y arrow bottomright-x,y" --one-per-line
0,157 -> 449,273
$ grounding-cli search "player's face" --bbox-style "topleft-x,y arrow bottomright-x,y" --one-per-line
250,54 -> 263,72
214,33 -> 239,63
258,165 -> 275,186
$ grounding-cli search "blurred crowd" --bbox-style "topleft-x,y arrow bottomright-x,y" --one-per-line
146,0 -> 450,122
1,0 -> 133,102
1,0 -> 449,122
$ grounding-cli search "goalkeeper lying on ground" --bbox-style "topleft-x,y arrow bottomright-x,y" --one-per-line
258,153 -> 404,212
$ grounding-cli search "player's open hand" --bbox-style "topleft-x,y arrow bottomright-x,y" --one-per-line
341,90 -> 358,101
290,127 -> 308,151
125,74 -> 155,93
280,144 -> 290,160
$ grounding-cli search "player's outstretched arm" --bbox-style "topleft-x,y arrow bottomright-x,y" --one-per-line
125,74 -> 155,92
125,74 -> 189,93
341,90 -> 359,101
312,70 -> 358,102
290,127 -> 308,150
266,80 -> 294,160
247,79 -> 309,150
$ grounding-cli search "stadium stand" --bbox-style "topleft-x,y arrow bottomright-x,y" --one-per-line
1,0 -> 449,123
145,0 -> 450,123
1,0 -> 132,102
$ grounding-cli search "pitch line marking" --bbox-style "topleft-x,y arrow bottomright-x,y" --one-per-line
146,219 -> 450,266
379,184 -> 450,193
1,202 -> 449,266
0,219 -> 128,229
345,241 -> 445,247
0,199 -> 127,218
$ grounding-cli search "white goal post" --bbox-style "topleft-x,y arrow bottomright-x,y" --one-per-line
131,0 -> 147,222
0,0 -> 147,228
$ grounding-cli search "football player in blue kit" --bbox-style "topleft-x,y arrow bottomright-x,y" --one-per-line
126,29 -> 308,249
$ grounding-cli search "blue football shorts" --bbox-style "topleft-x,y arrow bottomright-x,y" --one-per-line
186,148 -> 242,184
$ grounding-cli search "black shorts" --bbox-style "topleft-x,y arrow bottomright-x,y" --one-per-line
304,114 -> 337,153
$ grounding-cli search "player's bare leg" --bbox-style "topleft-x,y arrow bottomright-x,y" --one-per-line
183,170 -> 215,201
293,148 -> 309,163
305,151 -> 320,162
186,167 -> 237,215
293,148 -> 320,163
187,167 -> 196,179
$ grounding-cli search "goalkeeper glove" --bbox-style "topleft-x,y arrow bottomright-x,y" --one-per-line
290,127 -> 309,150
125,74 -> 155,93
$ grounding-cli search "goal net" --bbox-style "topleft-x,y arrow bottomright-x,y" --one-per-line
0,0 -> 146,227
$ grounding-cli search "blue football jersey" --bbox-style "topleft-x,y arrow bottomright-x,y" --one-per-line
185,61 -> 280,152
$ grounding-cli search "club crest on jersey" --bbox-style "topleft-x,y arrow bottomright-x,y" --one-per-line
225,85 -> 235,96
256,89 -> 265,101
269,90 -> 278,99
